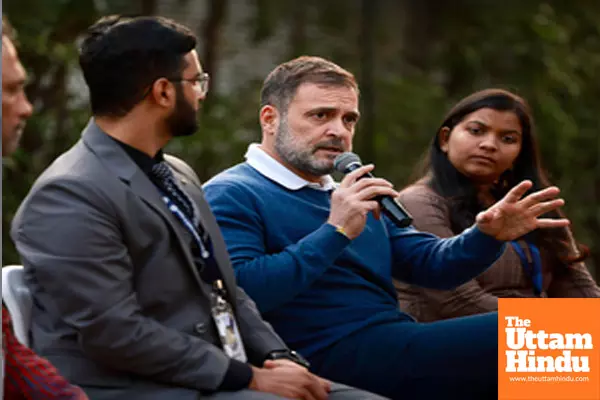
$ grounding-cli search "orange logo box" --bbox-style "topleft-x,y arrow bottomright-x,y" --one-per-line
498,298 -> 600,400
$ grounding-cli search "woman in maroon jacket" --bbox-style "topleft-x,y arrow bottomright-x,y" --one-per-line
395,88 -> 600,322
3,304 -> 88,399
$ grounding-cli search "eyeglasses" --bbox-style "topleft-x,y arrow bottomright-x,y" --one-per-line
169,72 -> 210,96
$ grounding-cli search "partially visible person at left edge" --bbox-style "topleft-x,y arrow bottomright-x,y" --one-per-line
2,14 -> 88,400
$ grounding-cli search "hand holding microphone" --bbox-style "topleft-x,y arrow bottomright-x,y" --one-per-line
327,152 -> 412,240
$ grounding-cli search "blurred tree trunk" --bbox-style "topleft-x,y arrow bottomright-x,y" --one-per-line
202,0 -> 228,106
359,0 -> 376,164
288,1 -> 308,57
140,0 -> 157,15
400,0 -> 435,72
400,0 -> 467,95
51,64 -> 74,158
253,0 -> 275,42
194,0 -> 229,179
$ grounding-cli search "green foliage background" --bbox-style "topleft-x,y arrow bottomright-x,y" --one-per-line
3,0 -> 599,280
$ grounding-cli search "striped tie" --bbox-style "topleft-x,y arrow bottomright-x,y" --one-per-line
151,162 -> 198,225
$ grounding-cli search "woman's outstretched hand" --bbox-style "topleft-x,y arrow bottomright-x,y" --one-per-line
476,180 -> 569,241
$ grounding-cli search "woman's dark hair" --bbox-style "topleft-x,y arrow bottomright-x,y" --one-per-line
79,15 -> 197,117
414,88 -> 587,267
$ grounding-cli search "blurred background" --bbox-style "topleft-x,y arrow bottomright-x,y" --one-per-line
2,0 -> 599,280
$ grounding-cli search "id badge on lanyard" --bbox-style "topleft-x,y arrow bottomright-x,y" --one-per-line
211,280 -> 248,362
159,195 -> 247,361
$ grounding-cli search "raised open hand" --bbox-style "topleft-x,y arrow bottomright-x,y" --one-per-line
475,180 -> 570,241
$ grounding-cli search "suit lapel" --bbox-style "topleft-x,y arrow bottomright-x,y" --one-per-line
176,174 -> 240,308
127,171 -> 205,287
80,119 -> 205,289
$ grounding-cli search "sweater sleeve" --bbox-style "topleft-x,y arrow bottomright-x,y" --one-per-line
395,186 -> 499,318
389,186 -> 506,290
203,182 -> 351,313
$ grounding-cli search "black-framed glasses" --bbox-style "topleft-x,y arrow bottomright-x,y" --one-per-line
169,72 -> 210,96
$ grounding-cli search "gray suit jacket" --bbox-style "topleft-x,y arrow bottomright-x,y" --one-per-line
10,120 -> 287,398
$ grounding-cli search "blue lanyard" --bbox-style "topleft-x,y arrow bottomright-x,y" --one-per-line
510,241 -> 543,296
161,195 -> 211,260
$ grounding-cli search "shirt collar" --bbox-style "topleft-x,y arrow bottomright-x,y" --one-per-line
110,137 -> 164,177
244,143 -> 338,191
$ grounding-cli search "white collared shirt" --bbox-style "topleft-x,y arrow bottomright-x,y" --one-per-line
244,144 -> 338,192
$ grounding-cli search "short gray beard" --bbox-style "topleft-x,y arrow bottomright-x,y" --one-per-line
274,117 -> 336,177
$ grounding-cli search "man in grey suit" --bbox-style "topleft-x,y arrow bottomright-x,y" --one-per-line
10,15 -> 384,400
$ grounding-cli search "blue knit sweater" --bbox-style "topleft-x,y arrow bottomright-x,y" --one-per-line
204,163 -> 505,357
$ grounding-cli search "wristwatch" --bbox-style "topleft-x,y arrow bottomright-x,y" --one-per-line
266,349 -> 311,369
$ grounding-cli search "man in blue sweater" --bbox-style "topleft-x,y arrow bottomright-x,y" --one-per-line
203,56 -> 569,400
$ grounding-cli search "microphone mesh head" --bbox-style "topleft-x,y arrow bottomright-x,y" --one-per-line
333,152 -> 362,173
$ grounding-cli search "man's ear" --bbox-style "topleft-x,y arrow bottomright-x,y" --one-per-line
438,126 -> 451,153
259,105 -> 280,137
150,78 -> 175,108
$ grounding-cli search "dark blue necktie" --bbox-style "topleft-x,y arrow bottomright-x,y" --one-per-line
151,162 -> 221,282
151,161 -> 198,226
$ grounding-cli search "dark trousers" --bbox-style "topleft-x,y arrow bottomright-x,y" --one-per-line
309,312 -> 498,400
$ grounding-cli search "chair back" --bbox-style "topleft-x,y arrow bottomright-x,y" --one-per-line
2,265 -> 32,346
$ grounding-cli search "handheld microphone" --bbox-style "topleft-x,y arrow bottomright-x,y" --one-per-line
333,152 -> 413,228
